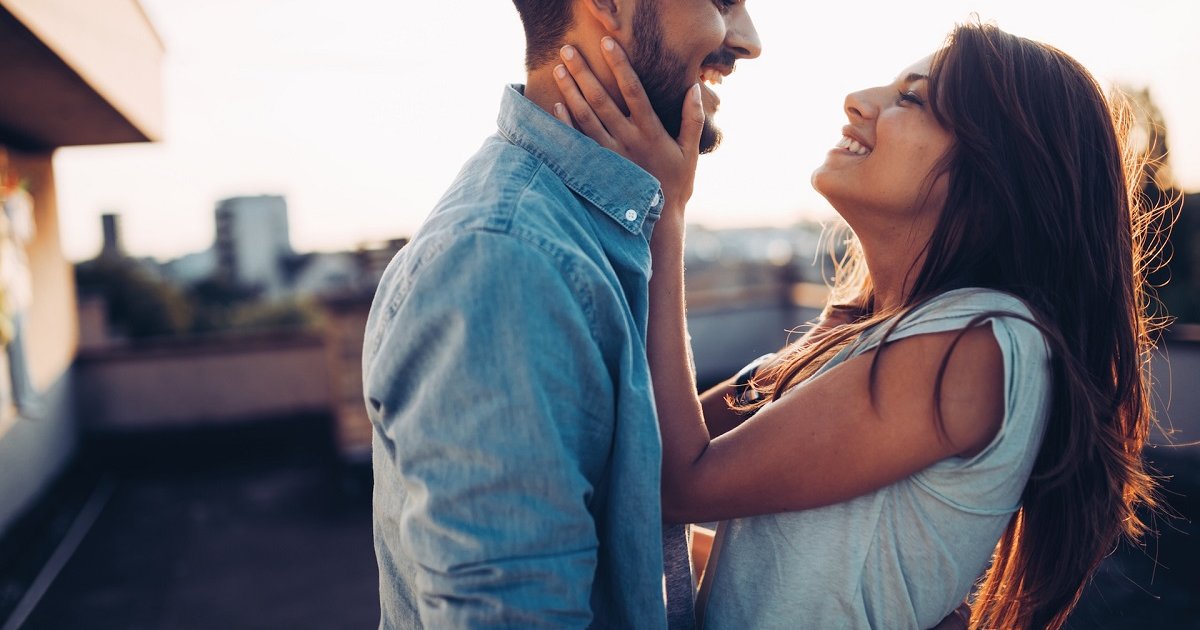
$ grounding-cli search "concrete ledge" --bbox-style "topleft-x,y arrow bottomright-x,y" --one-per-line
75,334 -> 333,430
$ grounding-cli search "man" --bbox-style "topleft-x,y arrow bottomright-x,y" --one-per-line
363,0 -> 759,627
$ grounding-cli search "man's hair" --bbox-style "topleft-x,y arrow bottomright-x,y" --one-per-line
511,1 -> 575,70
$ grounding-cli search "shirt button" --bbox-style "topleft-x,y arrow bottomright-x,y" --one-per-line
650,192 -> 662,207
625,209 -> 638,221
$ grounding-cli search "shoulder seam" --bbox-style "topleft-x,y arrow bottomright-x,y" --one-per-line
388,218 -> 604,351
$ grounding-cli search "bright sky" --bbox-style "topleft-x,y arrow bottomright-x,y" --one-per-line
53,0 -> 1200,262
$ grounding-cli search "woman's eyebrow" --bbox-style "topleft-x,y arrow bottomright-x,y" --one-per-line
902,72 -> 930,84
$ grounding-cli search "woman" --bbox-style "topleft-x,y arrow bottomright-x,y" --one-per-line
551,22 -> 1161,629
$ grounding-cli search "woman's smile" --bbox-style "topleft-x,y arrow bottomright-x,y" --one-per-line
834,136 -> 872,156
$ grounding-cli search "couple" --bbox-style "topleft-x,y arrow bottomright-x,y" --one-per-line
363,1 -> 1159,628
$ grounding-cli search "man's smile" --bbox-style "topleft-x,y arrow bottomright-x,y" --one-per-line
698,61 -> 734,113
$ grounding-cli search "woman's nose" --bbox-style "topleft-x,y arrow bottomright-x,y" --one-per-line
844,89 -> 879,121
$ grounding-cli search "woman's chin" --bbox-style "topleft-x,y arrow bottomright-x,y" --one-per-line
810,166 -> 825,194
810,167 -> 840,203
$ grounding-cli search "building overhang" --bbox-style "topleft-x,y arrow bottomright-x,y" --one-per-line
0,0 -> 163,150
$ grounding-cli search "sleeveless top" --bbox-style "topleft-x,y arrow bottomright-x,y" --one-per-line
701,288 -> 1052,629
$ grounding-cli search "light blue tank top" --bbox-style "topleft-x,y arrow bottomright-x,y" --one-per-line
701,288 -> 1051,629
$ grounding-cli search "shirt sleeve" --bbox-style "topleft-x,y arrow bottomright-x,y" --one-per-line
853,289 -> 1053,514
911,312 -> 1052,514
364,229 -> 612,628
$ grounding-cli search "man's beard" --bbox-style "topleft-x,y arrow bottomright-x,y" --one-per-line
630,1 -> 722,154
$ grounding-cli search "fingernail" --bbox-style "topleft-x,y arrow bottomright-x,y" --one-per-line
561,45 -> 575,60
554,65 -> 567,79
602,37 -> 615,51
554,103 -> 565,117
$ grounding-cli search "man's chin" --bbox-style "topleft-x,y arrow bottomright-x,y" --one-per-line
645,83 -> 721,153
700,120 -> 722,155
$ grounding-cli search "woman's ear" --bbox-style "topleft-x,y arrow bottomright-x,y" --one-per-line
577,0 -> 632,36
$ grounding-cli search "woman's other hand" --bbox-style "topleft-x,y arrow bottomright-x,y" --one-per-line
552,37 -> 703,213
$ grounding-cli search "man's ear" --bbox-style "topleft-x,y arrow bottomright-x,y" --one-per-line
577,0 -> 633,35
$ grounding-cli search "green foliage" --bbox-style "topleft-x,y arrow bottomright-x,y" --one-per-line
76,259 -> 323,340
186,278 -> 320,335
1146,188 -> 1200,325
227,297 -> 323,333
75,257 -> 192,338
185,276 -> 262,334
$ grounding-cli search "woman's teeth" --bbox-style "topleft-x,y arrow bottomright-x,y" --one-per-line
837,136 -> 871,156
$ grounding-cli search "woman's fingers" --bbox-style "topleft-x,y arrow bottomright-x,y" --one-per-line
677,83 -> 705,156
552,62 -> 616,149
552,102 -> 575,129
552,39 -> 697,208
597,37 -> 660,133
559,45 -> 635,139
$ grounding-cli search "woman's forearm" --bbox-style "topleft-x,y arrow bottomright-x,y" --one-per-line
647,209 -> 713,521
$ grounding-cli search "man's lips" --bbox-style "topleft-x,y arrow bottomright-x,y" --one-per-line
701,49 -> 738,74
698,62 -> 734,113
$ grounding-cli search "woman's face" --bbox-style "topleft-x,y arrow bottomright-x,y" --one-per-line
811,55 -> 955,227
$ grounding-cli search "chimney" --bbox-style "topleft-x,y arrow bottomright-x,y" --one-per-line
100,212 -> 124,258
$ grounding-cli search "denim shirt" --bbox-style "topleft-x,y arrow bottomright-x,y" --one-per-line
363,85 -> 670,628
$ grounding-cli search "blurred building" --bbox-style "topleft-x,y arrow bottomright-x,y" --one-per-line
150,198 -> 403,304
286,251 -> 359,296
160,247 -> 218,286
214,195 -> 293,298
0,0 -> 162,538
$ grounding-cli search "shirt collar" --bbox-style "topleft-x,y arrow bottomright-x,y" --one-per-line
497,84 -> 664,235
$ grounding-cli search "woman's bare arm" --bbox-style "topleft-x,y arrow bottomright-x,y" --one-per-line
554,41 -> 1005,525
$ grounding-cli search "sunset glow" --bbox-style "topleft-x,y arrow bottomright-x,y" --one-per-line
53,0 -> 1200,261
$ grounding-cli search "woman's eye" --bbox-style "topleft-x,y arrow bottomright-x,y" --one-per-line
896,90 -> 926,107
713,0 -> 738,12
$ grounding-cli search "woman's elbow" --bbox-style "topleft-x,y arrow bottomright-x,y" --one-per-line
661,499 -> 691,525
661,476 -> 707,524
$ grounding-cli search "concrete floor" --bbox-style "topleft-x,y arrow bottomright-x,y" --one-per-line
9,417 -> 1199,629
19,418 -> 379,630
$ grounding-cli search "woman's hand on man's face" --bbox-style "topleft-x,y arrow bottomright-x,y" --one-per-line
552,37 -> 703,213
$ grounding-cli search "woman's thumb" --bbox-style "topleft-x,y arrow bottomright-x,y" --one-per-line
677,83 -> 704,155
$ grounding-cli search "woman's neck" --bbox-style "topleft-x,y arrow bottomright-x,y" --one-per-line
855,220 -> 933,314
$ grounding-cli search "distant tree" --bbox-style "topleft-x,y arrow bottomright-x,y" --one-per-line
186,276 -> 261,334
228,297 -> 323,333
75,257 -> 192,339
185,277 -> 319,334
1123,87 -> 1200,324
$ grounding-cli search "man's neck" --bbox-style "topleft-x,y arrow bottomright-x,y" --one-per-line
520,37 -> 627,120
523,68 -> 565,118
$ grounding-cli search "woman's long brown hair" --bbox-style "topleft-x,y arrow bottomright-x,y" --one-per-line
739,22 -> 1165,629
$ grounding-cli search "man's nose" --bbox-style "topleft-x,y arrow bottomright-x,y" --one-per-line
725,8 -> 762,60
